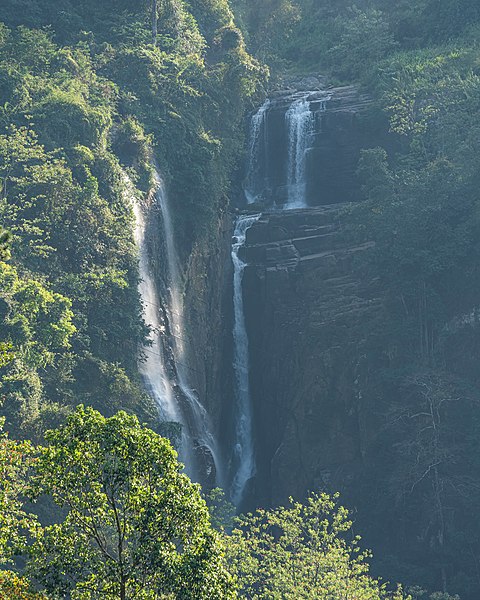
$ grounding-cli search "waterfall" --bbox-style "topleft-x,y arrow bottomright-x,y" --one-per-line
129,175 -> 180,426
244,100 -> 270,205
152,170 -> 223,487
129,168 -> 221,486
285,96 -> 315,209
230,213 -> 261,506
229,91 -> 334,502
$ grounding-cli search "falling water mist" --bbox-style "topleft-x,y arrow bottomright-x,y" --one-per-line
285,95 -> 315,209
128,174 -> 180,426
129,168 -> 222,486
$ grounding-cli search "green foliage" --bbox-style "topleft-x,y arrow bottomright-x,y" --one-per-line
112,117 -> 152,172
28,406 -> 236,599
233,0 -> 301,67
235,0 -> 480,79
0,23 -> 155,432
327,7 -> 398,80
0,262 -> 75,435
186,0 -> 235,41
0,263 -> 75,363
205,487 -> 235,532
0,226 -> 11,261
340,35 -> 480,600
0,409 -> 412,600
226,492 -> 409,599
0,417 -> 36,564
408,588 -> 460,600
351,44 -> 480,345
0,5 -> 265,428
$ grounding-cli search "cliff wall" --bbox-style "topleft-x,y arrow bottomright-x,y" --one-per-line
242,207 -> 381,506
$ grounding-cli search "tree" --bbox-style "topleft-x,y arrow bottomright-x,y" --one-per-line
328,7 -> 397,79
0,225 -> 11,261
28,406 -> 236,599
0,261 -> 76,436
0,571 -> 46,600
0,417 -> 36,564
381,372 -> 478,594
152,0 -> 158,44
0,418 -> 42,599
225,492 -> 408,599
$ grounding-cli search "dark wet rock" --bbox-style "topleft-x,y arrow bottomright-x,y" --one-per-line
240,206 -> 382,507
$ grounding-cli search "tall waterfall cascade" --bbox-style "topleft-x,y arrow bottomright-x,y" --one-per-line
231,89 -> 339,505
129,169 -> 221,486
128,174 -> 180,426
230,213 -> 261,506
229,85 -> 375,508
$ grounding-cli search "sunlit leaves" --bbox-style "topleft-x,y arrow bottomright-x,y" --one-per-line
0,418 -> 37,565
226,493 -> 408,599
28,406 -> 236,599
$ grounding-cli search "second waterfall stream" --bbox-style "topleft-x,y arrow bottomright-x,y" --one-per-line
230,91 -> 330,504
230,213 -> 261,506
129,168 -> 221,487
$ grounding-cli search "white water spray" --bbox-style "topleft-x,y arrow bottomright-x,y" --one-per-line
126,174 -> 180,426
231,214 -> 261,505
152,170 -> 222,485
285,96 -> 315,209
129,167 -> 221,484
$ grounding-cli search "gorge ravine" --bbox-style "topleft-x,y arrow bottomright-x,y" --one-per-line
134,85 -> 375,507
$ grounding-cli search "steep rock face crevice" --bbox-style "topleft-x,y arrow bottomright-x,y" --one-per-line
241,207 -> 382,506
183,212 -> 234,432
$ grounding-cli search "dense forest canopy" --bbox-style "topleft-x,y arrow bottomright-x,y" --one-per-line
0,0 -> 480,598
0,0 -> 264,440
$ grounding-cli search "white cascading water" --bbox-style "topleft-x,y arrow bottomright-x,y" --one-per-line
285,95 -> 315,209
244,99 -> 270,205
129,167 -> 221,484
152,169 -> 223,486
126,173 -> 180,426
229,92 -> 333,502
230,213 -> 261,505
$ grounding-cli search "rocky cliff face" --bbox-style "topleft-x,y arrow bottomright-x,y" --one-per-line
183,211 -> 233,432
232,82 -> 480,597
224,82 -> 480,595
144,84 -> 384,498
241,207 -> 381,506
